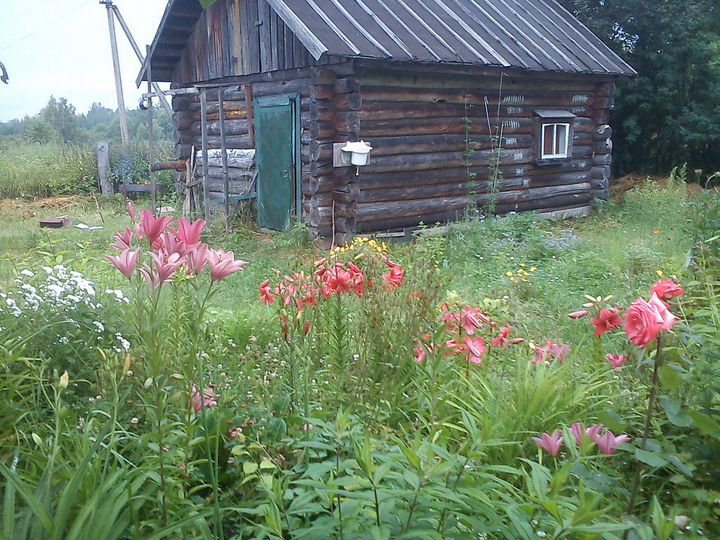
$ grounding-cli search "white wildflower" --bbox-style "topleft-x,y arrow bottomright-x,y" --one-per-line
20,269 -> 34,277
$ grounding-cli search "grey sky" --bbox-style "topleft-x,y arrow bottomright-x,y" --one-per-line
0,0 -> 170,122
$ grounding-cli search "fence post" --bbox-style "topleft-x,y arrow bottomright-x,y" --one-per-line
96,142 -> 113,197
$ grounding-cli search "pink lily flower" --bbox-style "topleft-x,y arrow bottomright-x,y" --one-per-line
153,251 -> 184,283
111,227 -> 134,250
140,251 -> 184,289
186,244 -> 209,276
174,218 -> 205,247
414,341 -> 427,364
207,249 -> 249,282
532,340 -> 571,365
106,248 -> 140,280
594,429 -> 631,455
605,353 -> 629,369
382,258 -> 405,291
157,231 -> 186,257
571,422 -> 604,445
191,385 -> 218,413
259,279 -> 276,305
464,336 -> 487,365
460,306 -> 489,335
532,429 -> 564,456
139,211 -> 173,248
127,201 -> 137,223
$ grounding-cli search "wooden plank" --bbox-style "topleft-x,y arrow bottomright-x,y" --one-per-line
219,88 -> 231,222
258,0 -> 271,72
96,142 -> 113,196
200,88 -> 210,219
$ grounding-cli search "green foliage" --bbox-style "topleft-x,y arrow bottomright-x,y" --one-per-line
0,184 -> 718,539
559,0 -> 720,175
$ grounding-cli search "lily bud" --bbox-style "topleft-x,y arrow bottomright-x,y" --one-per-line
59,370 -> 69,390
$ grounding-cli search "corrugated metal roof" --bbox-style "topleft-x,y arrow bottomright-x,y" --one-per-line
266,0 -> 636,75
142,0 -> 636,82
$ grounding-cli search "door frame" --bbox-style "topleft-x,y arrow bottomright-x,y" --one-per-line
253,93 -> 302,228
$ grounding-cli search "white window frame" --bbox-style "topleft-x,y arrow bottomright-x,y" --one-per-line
540,122 -> 570,160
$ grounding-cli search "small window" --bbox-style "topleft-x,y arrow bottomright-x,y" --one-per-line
541,123 -> 570,160
534,110 -> 575,164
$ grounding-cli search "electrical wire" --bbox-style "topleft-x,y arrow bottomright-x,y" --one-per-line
0,0 -> 96,53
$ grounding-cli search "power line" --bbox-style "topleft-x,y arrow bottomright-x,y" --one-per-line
0,0 -> 96,53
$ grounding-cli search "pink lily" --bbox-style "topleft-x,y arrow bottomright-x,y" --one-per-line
152,251 -> 184,283
460,306 -> 489,335
571,422 -> 604,445
414,341 -> 427,364
174,218 -> 205,247
139,211 -> 172,248
594,429 -> 631,455
111,227 -> 134,250
532,430 -> 564,456
207,249 -> 248,282
127,201 -> 137,223
140,252 -> 183,289
605,353 -> 629,369
382,259 -> 405,291
259,279 -> 276,305
191,385 -> 218,413
186,244 -> 209,276
157,231 -> 186,257
106,248 -> 140,280
464,336 -> 487,365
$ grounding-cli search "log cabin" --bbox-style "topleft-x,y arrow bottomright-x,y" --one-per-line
139,0 -> 635,242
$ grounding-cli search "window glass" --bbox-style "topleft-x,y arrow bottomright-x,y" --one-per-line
541,123 -> 569,159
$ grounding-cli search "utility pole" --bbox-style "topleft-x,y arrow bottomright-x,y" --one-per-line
111,5 -> 173,117
101,0 -> 130,147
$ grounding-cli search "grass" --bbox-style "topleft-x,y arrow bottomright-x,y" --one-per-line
0,179 -> 693,348
0,142 -> 98,199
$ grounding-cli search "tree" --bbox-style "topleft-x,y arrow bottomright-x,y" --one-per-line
41,96 -> 81,144
560,0 -> 720,175
24,117 -> 56,144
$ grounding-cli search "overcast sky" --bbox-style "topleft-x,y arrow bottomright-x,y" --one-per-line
0,0 -> 170,122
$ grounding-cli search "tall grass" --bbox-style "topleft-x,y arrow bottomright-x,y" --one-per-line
0,142 -> 98,199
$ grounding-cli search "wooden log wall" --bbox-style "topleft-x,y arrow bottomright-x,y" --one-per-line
173,0 -> 326,84
341,63 -> 617,234
302,67 -> 363,243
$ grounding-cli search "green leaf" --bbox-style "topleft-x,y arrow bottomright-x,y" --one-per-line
0,462 -> 53,534
689,411 -> 720,435
243,462 -> 259,475
635,448 -> 668,468
260,459 -> 276,470
658,363 -> 683,391
660,398 -> 692,427
597,410 -> 627,432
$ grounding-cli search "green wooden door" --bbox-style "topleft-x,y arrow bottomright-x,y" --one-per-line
255,95 -> 298,231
